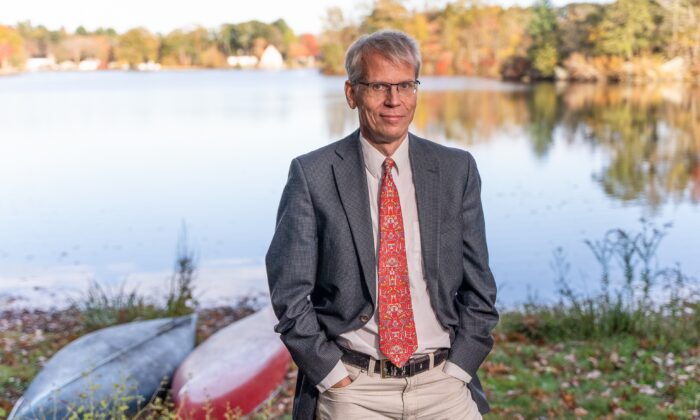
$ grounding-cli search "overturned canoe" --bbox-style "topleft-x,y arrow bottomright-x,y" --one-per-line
172,306 -> 290,418
9,313 -> 197,419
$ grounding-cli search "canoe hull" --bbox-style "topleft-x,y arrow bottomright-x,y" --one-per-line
172,306 -> 290,418
9,314 -> 197,419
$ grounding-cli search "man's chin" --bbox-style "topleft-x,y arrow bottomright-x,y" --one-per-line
365,130 -> 409,145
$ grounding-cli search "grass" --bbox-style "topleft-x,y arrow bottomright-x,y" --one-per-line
484,336 -> 700,418
491,219 -> 700,418
71,223 -> 199,332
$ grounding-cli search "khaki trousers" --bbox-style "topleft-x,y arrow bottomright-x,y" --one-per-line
316,360 -> 482,420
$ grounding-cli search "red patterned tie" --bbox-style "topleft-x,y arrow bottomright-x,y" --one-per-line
377,157 -> 417,368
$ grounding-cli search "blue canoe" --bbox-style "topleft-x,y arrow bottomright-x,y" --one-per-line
9,314 -> 197,419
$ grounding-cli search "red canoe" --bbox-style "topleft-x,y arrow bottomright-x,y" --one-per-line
171,305 -> 291,418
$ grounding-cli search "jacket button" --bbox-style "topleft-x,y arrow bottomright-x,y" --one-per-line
359,314 -> 370,323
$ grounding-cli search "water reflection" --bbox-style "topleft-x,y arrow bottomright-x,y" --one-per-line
559,83 -> 700,207
329,80 -> 700,209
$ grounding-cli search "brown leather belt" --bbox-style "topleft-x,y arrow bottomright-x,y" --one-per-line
340,347 -> 449,378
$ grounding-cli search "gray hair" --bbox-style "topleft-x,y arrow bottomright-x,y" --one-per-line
345,29 -> 421,83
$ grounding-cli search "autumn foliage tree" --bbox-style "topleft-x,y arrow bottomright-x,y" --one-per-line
0,25 -> 25,69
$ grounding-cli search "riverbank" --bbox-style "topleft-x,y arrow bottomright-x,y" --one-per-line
1,305 -> 697,419
3,65 -> 699,87
2,220 -> 698,417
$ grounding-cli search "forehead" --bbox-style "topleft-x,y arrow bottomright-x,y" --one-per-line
362,52 -> 415,81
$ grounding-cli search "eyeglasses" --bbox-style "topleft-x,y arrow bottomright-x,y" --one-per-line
354,80 -> 420,96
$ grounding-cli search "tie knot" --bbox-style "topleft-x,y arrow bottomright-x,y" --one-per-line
383,158 -> 396,176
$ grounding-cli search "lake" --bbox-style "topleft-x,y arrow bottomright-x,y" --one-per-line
0,69 -> 698,309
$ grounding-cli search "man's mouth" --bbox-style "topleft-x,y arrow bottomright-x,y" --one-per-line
381,114 -> 404,122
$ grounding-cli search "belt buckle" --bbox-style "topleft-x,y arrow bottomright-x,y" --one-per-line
380,359 -> 389,378
380,359 -> 412,378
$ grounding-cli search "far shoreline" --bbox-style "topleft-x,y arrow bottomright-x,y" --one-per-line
3,67 -> 699,88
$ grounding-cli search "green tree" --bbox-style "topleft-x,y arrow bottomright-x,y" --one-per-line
595,0 -> 655,59
319,7 -> 359,75
271,18 -> 296,57
116,27 -> 159,67
528,0 -> 559,78
94,27 -> 118,38
224,20 -> 281,55
160,29 -> 198,66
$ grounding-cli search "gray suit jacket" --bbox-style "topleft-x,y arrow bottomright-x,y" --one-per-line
266,130 -> 498,419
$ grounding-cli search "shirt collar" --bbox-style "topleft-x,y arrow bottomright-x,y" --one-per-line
359,133 -> 410,179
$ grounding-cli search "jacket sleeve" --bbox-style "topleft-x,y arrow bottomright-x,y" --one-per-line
447,152 -> 499,378
265,158 -> 344,386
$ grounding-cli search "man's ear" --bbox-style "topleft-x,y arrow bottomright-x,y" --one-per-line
344,80 -> 357,109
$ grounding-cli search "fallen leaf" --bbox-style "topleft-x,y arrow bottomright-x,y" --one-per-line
560,390 -> 577,409
485,362 -> 510,375
530,388 -> 547,401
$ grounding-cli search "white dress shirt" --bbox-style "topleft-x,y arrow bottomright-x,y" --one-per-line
317,135 -> 473,392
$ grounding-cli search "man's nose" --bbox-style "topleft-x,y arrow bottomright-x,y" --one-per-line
384,86 -> 401,106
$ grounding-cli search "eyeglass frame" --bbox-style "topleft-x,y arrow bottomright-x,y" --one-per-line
352,80 -> 421,96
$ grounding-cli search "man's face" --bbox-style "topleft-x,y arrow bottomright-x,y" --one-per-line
345,52 -> 417,147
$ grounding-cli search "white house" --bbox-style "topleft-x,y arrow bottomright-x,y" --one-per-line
227,55 -> 258,68
78,59 -> 101,71
137,61 -> 161,71
259,45 -> 285,70
26,56 -> 57,71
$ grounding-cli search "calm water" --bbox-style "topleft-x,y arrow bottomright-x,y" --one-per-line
0,70 -> 698,309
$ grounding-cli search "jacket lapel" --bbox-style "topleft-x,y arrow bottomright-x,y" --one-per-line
333,130 -> 377,305
409,134 -> 441,285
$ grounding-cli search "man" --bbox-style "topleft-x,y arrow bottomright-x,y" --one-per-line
266,30 -> 498,419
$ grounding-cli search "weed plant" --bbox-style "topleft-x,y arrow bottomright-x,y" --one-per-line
500,219 -> 699,350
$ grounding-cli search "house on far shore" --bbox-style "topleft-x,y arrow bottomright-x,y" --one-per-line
78,59 -> 101,71
26,55 -> 57,71
58,60 -> 77,71
259,45 -> 285,70
137,61 -> 161,71
227,55 -> 258,69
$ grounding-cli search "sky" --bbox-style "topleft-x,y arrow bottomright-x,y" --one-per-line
3,0 -> 608,35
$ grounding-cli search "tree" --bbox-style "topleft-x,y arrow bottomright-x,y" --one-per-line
271,19 -> 296,57
655,0 -> 700,61
16,21 -> 65,57
528,0 -> 559,77
557,3 -> 604,58
159,29 -> 197,66
0,25 -> 25,68
362,0 -> 411,33
595,0 -> 655,59
319,7 -> 359,74
54,35 -> 111,63
224,20 -> 280,55
116,27 -> 159,67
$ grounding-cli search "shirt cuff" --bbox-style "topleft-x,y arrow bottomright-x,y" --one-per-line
316,360 -> 349,393
443,361 -> 473,384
